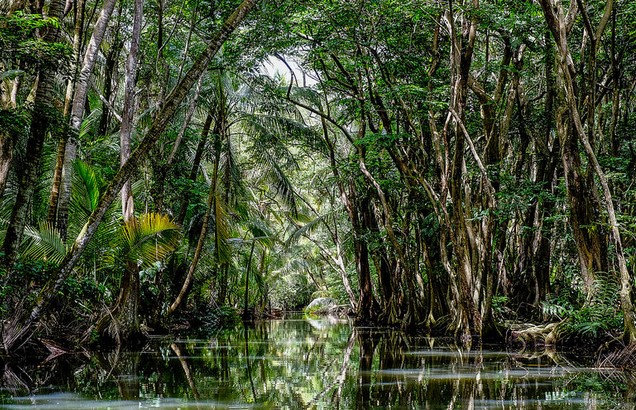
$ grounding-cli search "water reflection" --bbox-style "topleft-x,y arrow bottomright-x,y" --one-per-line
0,316 -> 634,409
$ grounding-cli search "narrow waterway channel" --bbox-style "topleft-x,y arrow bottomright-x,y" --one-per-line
1,315 -> 633,409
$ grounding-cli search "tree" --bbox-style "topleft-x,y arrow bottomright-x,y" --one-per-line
47,0 -> 117,239
2,0 -> 67,268
3,0 -> 261,353
538,0 -> 636,343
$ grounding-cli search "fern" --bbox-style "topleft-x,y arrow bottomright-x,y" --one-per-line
562,274 -> 623,338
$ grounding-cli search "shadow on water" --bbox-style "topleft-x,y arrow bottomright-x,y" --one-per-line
1,315 -> 636,409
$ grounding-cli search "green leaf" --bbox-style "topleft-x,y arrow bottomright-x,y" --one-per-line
122,213 -> 181,269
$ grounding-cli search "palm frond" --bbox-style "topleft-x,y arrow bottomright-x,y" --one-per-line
79,108 -> 103,140
123,213 -> 181,269
267,159 -> 298,218
0,69 -> 25,81
253,260 -> 266,296
242,113 -> 314,166
289,85 -> 324,112
21,222 -> 67,265
246,217 -> 275,247
69,159 -> 102,218
285,215 -> 325,247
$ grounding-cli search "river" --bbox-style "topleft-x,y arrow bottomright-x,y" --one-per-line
0,315 -> 633,409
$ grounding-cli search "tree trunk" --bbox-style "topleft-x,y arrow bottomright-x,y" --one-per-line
154,76 -> 204,213
48,0 -> 118,237
103,0 -> 143,344
167,157 -> 219,315
176,111 -> 214,225
539,0 -> 636,343
98,6 -> 123,136
119,0 -> 142,222
2,0 -> 65,269
445,0 -> 486,341
48,0 -> 85,226
0,130 -> 16,199
354,191 -> 377,325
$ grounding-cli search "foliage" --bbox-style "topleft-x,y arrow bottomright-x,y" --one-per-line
0,11 -> 71,73
269,272 -> 315,310
119,213 -> 181,270
21,221 -> 66,264
542,275 -> 624,341
199,305 -> 241,329
563,277 -> 624,340
2,0 -> 636,353
0,259 -> 55,315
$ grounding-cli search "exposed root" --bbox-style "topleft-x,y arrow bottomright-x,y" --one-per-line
508,321 -> 564,348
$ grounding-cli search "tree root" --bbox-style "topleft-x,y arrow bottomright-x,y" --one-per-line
508,321 -> 564,348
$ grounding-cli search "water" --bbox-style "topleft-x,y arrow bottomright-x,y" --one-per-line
0,315 -> 633,409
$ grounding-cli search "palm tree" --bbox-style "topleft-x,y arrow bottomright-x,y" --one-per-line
95,212 -> 180,344
167,70 -> 324,315
2,160 -> 180,350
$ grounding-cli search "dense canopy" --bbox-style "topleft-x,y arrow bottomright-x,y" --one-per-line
1,0 -> 636,353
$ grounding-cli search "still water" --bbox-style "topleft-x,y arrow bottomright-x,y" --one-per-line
1,315 -> 634,409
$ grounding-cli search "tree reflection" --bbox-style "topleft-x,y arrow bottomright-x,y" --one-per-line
1,318 -> 635,409
170,342 -> 199,400
355,328 -> 377,409
243,323 -> 258,403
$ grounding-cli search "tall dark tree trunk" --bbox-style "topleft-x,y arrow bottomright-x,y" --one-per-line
354,191 -> 377,325
2,0 -> 65,269
176,111 -> 214,225
0,130 -> 16,199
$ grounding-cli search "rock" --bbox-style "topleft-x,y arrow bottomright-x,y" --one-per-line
304,297 -> 337,315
